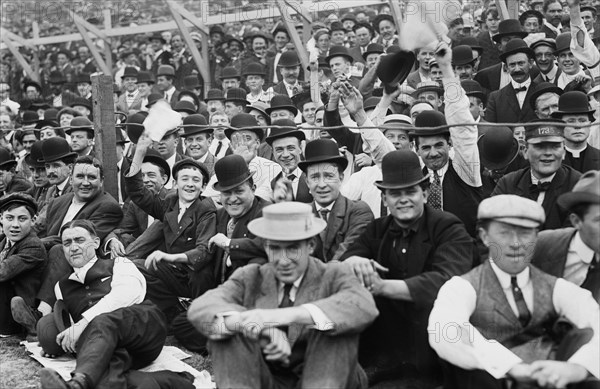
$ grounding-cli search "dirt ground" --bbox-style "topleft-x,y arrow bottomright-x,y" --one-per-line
0,335 -> 211,389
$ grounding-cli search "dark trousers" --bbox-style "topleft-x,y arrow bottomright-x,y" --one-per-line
74,301 -> 167,389
209,331 -> 367,389
37,245 -> 71,306
0,281 -> 20,334
171,311 -> 208,353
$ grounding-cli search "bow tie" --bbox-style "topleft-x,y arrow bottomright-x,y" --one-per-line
529,181 -> 551,194
514,86 -> 527,93
128,94 -> 135,98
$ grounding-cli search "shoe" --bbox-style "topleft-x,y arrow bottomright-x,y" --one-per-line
40,368 -> 87,389
10,296 -> 42,335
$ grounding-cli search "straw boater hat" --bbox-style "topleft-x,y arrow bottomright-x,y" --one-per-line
248,202 -> 327,241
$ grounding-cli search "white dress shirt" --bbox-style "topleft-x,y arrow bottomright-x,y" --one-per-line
61,198 -> 87,227
209,138 -> 230,160
283,167 -> 302,199
164,86 -> 177,103
564,231 -> 596,286
510,78 -> 532,109
341,165 -> 383,218
54,257 -> 146,323
531,171 -> 556,204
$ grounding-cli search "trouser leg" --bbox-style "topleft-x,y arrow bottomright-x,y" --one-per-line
171,311 -> 208,353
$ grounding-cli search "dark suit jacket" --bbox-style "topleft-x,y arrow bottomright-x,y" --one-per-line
45,90 -> 79,108
475,64 -> 540,95
313,196 -> 374,263
270,171 -> 313,203
0,232 -> 47,307
563,145 -> 600,173
213,196 -> 270,283
37,191 -> 123,248
406,70 -> 425,90
82,60 -> 97,74
188,256 -> 379,368
348,45 -> 367,64
533,67 -> 562,84
476,31 -> 501,70
531,227 -> 576,278
125,170 -> 217,271
485,81 -> 539,124
543,24 -> 559,39
271,81 -> 306,96
491,165 -> 582,230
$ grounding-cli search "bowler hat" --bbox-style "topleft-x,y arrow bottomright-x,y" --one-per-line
225,35 -> 244,48
177,90 -> 200,111
73,73 -> 91,84
410,110 -> 450,136
172,158 -> 209,183
519,10 -> 544,26
25,141 -> 45,168
224,88 -> 250,104
182,114 -> 212,137
245,101 -> 271,124
225,113 -> 264,141
243,62 -> 266,77
362,43 -> 385,60
149,33 -> 166,44
372,14 -> 395,34
554,32 -> 572,55
558,170 -> 600,210
35,119 -> 59,130
277,51 -> 301,67
525,118 -> 565,143
146,93 -> 164,108
248,202 -> 327,241
529,82 -> 563,110
23,80 -> 42,92
219,66 -> 241,80
121,67 -> 139,79
364,96 -> 382,111
143,148 -> 171,182
266,95 -> 298,116
156,65 -> 175,78
71,97 -> 92,111
21,110 -> 40,125
183,75 -> 201,90
44,108 -> 59,122
452,45 -> 476,66
205,89 -> 225,101
65,116 -> 94,136
478,126 -> 520,170
326,45 -> 354,64
265,119 -> 306,145
126,112 -> 148,144
330,21 -> 345,33
0,192 -> 38,214
115,128 -> 128,145
48,71 -> 66,84
213,154 -> 253,192
376,51 -> 416,91
458,36 -> 484,56
461,80 -> 487,105
40,137 -> 77,163
499,38 -> 534,61
551,91 -> 596,119
492,19 -> 528,43
136,71 -> 155,84
210,25 -> 224,36
0,147 -> 16,170
478,194 -> 545,228
374,150 -> 429,190
174,100 -> 197,115
30,101 -> 51,111
37,300 -> 71,357
530,38 -> 557,51
298,139 -> 348,172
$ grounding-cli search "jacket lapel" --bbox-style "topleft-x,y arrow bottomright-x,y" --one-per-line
295,173 -> 312,203
289,258 -> 324,348
323,197 -> 345,258
504,84 -> 521,115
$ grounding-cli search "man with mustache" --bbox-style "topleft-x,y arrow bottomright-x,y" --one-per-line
542,0 -> 564,38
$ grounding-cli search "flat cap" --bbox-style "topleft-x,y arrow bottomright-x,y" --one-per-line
525,119 -> 565,144
478,194 -> 545,228
0,192 -> 38,215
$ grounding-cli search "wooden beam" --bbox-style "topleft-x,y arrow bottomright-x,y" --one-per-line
91,74 -> 118,201
0,28 -> 37,50
166,1 -> 209,35
166,1 -> 211,98
275,0 -> 310,80
31,22 -> 41,83
68,10 -> 110,41
103,9 -> 113,76
73,19 -> 111,75
389,0 -> 405,35
506,0 -> 519,20
495,0 -> 510,20
0,33 -> 39,83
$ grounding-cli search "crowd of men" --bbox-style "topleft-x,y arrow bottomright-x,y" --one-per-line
1,0 -> 600,388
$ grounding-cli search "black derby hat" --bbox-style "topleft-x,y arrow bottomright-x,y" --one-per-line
452,45 -> 476,66
499,38 -> 534,61
326,45 -> 354,64
266,94 -> 298,116
205,89 -> 225,101
125,111 -> 148,144
40,137 -> 77,163
478,127 -> 520,170
551,91 -> 596,119
410,111 -> 449,136
529,82 -> 563,110
25,141 -> 45,168
213,154 -> 253,192
492,19 -> 528,43
277,51 -> 301,67
219,66 -> 241,80
375,150 -> 430,190
225,113 -> 264,141
265,119 -> 306,146
143,148 -> 171,182
298,139 -> 348,172
0,147 -> 16,170
182,114 -> 212,138
376,51 -> 416,91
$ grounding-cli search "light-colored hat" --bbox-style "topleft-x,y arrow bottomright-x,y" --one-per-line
247,202 -> 326,241
558,170 -> 600,210
478,194 -> 545,228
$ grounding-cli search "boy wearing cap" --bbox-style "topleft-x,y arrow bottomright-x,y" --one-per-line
429,194 -> 599,388
532,170 -> 600,301
0,193 -> 46,335
188,202 -> 378,388
126,131 -> 217,320
492,119 -> 582,230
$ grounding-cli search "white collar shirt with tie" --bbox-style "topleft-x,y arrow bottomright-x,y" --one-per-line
530,171 -> 556,204
510,77 -> 532,109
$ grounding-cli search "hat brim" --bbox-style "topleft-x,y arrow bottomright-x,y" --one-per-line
325,53 -> 354,65
526,136 -> 564,144
0,160 -> 17,170
452,58 -> 477,66
362,50 -> 384,60
265,105 -> 299,117
558,191 -> 600,210
492,217 -> 541,228
265,130 -> 306,145
478,136 -> 520,170
38,151 -> 78,163
65,127 -> 94,136
224,98 -> 250,105
213,171 -> 252,192
412,86 -> 444,98
530,86 -> 564,109
492,31 -> 528,43
409,128 -> 450,137
500,47 -> 534,61
551,110 -> 596,119
183,127 -> 213,137
374,174 -> 429,191
298,156 -> 348,172
225,128 -> 265,142
247,217 -> 327,241
53,300 -> 70,333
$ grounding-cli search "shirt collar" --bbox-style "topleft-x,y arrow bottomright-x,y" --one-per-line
489,260 -> 530,290
285,167 -> 302,180
570,231 -> 596,265
279,273 -> 305,302
511,77 -> 531,90
544,64 -> 559,80
57,178 -> 69,192
531,171 -> 556,184
315,200 -> 335,212
544,20 -> 562,35
69,257 -> 98,284
428,161 -> 449,178
566,143 -> 588,157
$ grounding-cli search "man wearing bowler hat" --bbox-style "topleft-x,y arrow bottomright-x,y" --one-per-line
244,62 -> 275,104
136,71 -> 155,112
181,114 -> 216,177
452,45 -> 478,81
326,45 -> 361,90
551,91 -> 600,173
267,94 -> 298,122
65,117 -> 95,158
25,141 -> 51,210
187,201 -> 379,389
485,38 -> 539,124
372,13 -> 399,48
461,80 -> 488,126
45,70 -> 78,108
71,97 -> 93,118
156,65 -> 180,108
219,66 -> 242,91
429,194 -> 599,389
126,129 -> 217,322
267,50 -> 304,97
224,87 -> 250,120
145,32 -> 172,74
492,118 -> 582,230
530,81 -> 563,119
116,67 -> 143,113
0,147 -> 33,197
341,150 -> 475,384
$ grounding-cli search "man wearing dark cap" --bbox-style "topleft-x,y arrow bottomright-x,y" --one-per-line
341,150 -> 475,385
530,81 -> 563,118
224,87 -> 250,120
485,38 -> 539,124
116,67 -> 142,113
156,65 -> 180,107
0,193 -> 46,335
181,114 -> 216,176
24,141 -> 51,209
65,117 -> 95,158
531,39 -> 562,83
267,51 -> 304,97
0,147 -> 33,197
429,194 -> 599,388
551,91 -> 600,172
492,119 -> 582,230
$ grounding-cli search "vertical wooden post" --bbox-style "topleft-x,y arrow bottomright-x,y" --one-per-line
31,22 -> 41,83
275,0 -> 310,79
506,0 -> 520,20
103,9 -> 113,75
495,0 -> 510,20
91,74 -> 118,200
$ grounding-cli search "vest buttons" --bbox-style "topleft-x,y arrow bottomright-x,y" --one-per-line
85,286 -> 89,290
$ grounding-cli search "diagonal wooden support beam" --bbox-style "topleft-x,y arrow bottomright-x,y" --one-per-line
275,0 -> 309,80
389,0 -> 405,35
73,18 -> 111,75
68,10 -> 110,41
166,1 -> 210,36
0,33 -> 39,83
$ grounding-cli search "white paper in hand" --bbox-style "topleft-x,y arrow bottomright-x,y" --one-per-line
398,0 -> 460,51
143,100 -> 182,142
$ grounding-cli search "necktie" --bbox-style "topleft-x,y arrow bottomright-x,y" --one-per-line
164,92 -> 168,100
177,206 -> 186,223
53,188 -> 61,198
514,86 -> 527,93
428,171 -> 442,210
0,243 -> 11,262
215,141 -> 223,156
319,209 -> 329,222
511,276 -> 531,327
287,174 -> 296,181
529,181 -> 551,199
581,254 -> 600,301
279,283 -> 294,308
380,197 -> 388,217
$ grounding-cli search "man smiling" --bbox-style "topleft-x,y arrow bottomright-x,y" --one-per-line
181,114 -> 216,176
